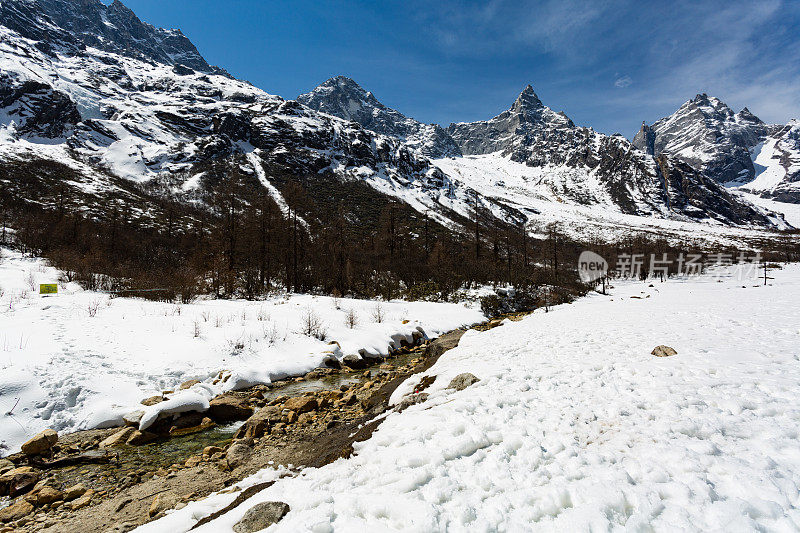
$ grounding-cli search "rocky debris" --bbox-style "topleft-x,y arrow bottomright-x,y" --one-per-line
104,522 -> 138,533
122,411 -> 145,427
233,501 -> 291,533
0,499 -> 33,522
342,354 -> 368,370
0,459 -> 13,475
447,373 -> 481,391
208,395 -> 254,422
226,443 -> 253,470
283,397 -> 318,414
99,428 -> 136,448
652,345 -> 678,357
24,485 -> 64,506
20,429 -> 58,456
63,483 -> 87,501
0,467 -> 39,497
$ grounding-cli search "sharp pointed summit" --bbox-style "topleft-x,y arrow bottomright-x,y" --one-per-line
297,76 -> 461,157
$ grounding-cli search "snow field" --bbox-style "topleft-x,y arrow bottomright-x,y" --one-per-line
0,248 -> 484,454
143,263 -> 800,532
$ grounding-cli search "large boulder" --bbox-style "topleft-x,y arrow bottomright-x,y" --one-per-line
652,345 -> 677,357
208,395 -> 254,422
0,499 -> 34,522
0,467 -> 39,497
342,354 -> 368,370
425,330 -> 466,358
99,427 -> 136,448
20,429 -> 58,456
283,397 -> 318,414
447,373 -> 481,391
226,443 -> 253,470
233,501 -> 291,533
233,406 -> 281,439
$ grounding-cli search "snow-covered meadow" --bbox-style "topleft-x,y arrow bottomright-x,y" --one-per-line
142,262 -> 800,532
0,248 -> 484,454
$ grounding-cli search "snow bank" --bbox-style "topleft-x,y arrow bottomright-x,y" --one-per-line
143,263 -> 800,531
0,248 -> 484,454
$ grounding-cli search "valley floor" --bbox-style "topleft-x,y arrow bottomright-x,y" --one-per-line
141,262 -> 800,532
0,248 -> 483,455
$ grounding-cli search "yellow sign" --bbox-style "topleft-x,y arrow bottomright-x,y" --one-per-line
39,284 -> 58,295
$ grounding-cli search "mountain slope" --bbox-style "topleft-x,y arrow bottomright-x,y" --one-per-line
633,94 -> 799,203
443,86 -> 779,228
0,0 -> 503,236
298,76 -> 462,158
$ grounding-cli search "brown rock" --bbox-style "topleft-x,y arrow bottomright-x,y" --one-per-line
148,493 -> 177,517
233,406 -> 280,439
283,397 -> 318,414
652,345 -> 678,357
99,427 -> 136,448
140,395 -> 163,406
203,446 -> 223,456
184,456 -> 203,468
179,379 -> 201,390
126,430 -> 158,446
226,443 -> 253,470
0,500 -> 33,522
32,486 -> 63,506
20,429 -> 58,456
342,393 -> 358,406
68,489 -> 94,510
208,395 -> 253,422
63,483 -> 87,501
0,467 -> 39,498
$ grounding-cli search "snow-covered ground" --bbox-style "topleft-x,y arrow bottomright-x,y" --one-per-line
142,262 -> 800,531
0,248 -> 484,455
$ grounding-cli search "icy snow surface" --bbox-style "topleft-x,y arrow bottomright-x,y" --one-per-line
142,262 -> 800,532
0,248 -> 483,455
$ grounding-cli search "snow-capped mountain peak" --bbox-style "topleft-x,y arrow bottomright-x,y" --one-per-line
634,93 -> 799,202
297,76 -> 461,158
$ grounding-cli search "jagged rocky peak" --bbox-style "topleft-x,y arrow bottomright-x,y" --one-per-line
447,84 -> 575,156
298,76 -> 462,158
633,122 -> 656,155
631,93 -> 769,185
0,0 -> 223,73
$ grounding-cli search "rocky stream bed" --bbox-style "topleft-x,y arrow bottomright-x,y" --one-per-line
0,314 -> 522,532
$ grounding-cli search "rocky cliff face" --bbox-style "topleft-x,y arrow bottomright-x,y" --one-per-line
298,76 -> 462,158
632,94 -> 768,185
634,94 -> 800,203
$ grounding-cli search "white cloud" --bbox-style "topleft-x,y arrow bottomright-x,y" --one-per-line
614,76 -> 632,88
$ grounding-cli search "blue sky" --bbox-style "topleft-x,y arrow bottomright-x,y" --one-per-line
117,0 -> 800,137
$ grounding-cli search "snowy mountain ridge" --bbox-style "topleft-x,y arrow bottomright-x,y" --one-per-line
633,94 -> 799,203
0,0 -> 792,244
298,76 -> 462,159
